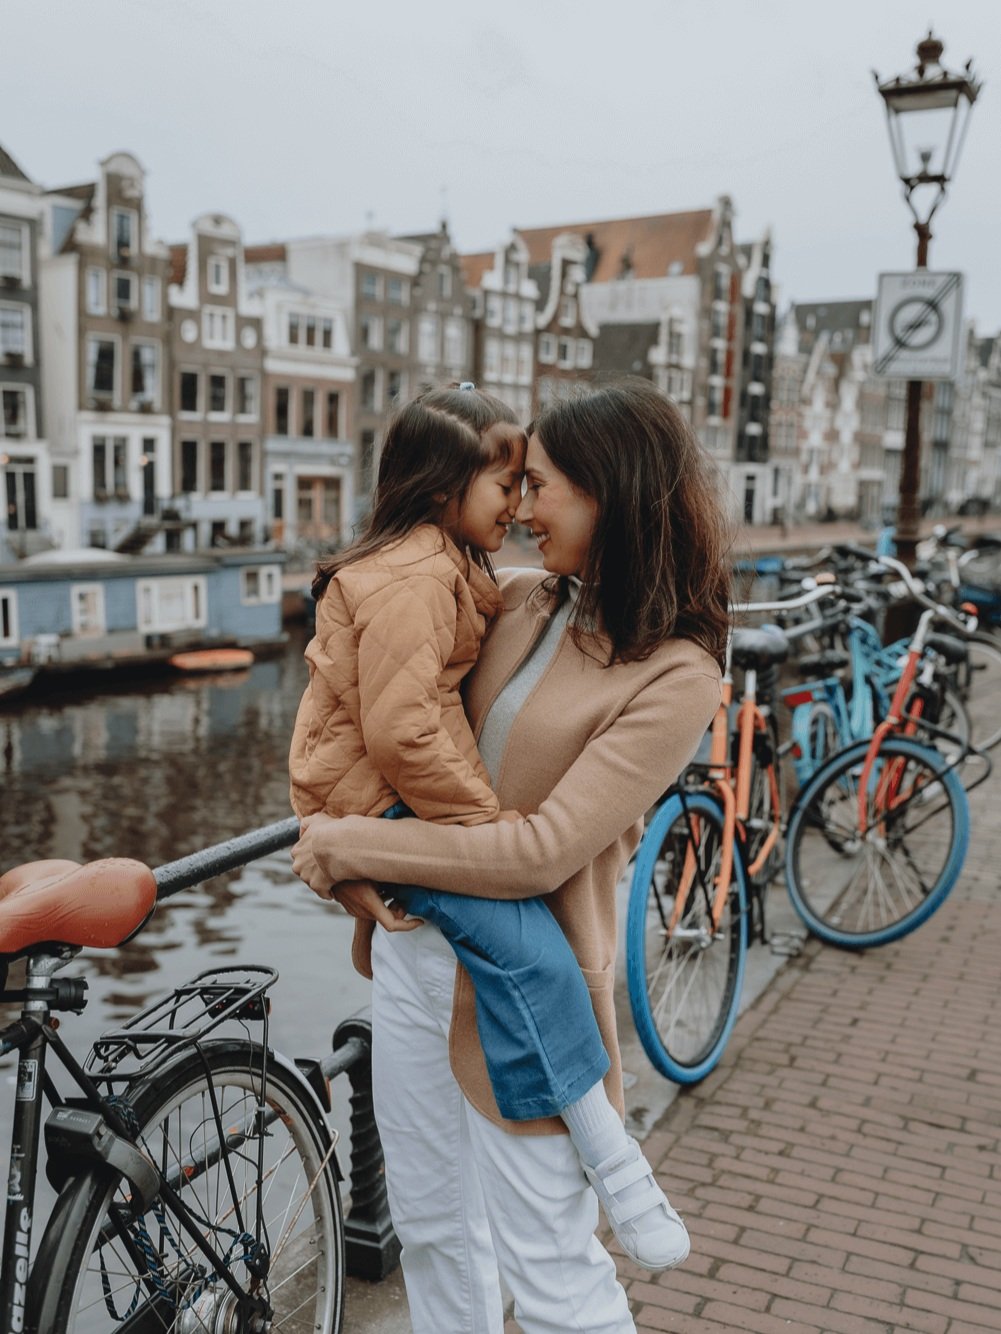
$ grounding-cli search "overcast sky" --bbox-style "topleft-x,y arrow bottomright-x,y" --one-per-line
4,0 -> 1000,327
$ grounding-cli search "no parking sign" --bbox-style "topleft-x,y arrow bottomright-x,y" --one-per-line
872,271 -> 964,380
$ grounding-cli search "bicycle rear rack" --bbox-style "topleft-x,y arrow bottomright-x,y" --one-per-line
85,965 -> 277,1080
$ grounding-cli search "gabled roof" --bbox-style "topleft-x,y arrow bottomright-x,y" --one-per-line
516,208 -> 714,282
460,250 -> 493,290
0,143 -> 30,182
244,242 -> 287,265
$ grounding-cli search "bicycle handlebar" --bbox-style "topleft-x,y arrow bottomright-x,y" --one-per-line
834,544 -> 977,636
731,583 -> 839,617
154,817 -> 301,901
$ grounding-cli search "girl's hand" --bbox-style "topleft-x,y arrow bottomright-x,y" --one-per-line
332,879 -> 423,931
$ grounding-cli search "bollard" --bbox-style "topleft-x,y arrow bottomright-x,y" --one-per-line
330,1011 -> 401,1280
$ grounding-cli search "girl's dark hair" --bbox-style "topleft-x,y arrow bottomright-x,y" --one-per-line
532,378 -> 732,668
313,385 -> 522,599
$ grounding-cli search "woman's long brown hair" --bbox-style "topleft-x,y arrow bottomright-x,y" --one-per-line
312,386 -> 521,600
532,379 -> 732,668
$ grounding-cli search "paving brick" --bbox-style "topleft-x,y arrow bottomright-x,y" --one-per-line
829,1289 -> 949,1333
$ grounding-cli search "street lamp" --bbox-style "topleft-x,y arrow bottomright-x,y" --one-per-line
874,32 -> 980,569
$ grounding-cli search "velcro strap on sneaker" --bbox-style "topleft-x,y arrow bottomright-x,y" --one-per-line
601,1155 -> 651,1197
610,1182 -> 665,1226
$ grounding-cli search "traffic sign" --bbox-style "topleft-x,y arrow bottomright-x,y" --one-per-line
872,271 -> 964,380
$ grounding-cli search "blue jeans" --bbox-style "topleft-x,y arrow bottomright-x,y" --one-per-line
382,804 -> 610,1120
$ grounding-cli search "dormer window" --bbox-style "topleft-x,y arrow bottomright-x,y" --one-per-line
111,208 -> 136,258
208,255 -> 229,295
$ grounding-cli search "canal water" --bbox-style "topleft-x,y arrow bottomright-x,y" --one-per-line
0,626 -> 374,1214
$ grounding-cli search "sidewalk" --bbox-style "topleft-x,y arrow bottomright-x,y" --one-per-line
608,757 -> 1001,1332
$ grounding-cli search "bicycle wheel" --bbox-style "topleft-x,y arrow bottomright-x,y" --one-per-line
30,1041 -> 345,1333
627,790 -> 749,1084
959,633 -> 1001,752
785,736 -> 969,949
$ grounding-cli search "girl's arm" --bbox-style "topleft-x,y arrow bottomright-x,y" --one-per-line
293,668 -> 720,898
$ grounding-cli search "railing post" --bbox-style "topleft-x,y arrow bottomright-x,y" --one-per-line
332,1012 -> 401,1280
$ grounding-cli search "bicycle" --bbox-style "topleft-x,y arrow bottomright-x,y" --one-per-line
626,568 -> 988,1087
0,825 -> 348,1333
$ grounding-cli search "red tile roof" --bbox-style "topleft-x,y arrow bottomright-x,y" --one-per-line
516,209 -> 714,282
460,250 -> 494,291
169,244 -> 187,286
244,243 -> 287,264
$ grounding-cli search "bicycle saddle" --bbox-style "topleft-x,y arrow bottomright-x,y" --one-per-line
0,858 -> 157,957
731,627 -> 789,670
924,633 -> 967,666
794,649 -> 850,677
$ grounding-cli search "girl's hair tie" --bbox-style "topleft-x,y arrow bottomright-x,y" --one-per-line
458,381 -> 476,392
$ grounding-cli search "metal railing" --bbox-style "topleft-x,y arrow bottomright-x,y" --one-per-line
153,818 -> 401,1281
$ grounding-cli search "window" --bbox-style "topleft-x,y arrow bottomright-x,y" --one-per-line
275,386 -> 289,435
237,375 -> 257,417
711,305 -> 727,340
271,476 -> 284,520
1,386 -> 29,438
387,369 -> 404,404
325,391 -> 340,437
417,315 -> 438,363
0,222 -> 25,281
713,265 -> 729,302
130,342 -> 159,404
288,313 -> 300,345
538,333 -> 557,365
361,272 -> 382,301
444,317 -> 464,366
484,336 -> 500,379
0,303 -> 28,358
241,565 -> 280,604
237,440 -> 254,491
208,373 -> 228,414
709,344 -> 724,377
502,342 -> 517,380
388,277 -> 408,305
707,383 -> 723,418
3,456 -> 36,530
207,255 -> 229,294
180,439 -> 199,492
503,297 -> 518,334
179,371 -> 199,413
52,464 -> 69,499
557,338 -> 575,369
0,589 -> 18,646
113,271 -> 135,312
92,435 -> 128,498
305,316 -> 316,347
137,576 -> 208,632
576,339 -> 593,370
203,307 -> 234,349
86,337 -> 117,399
559,296 -> 576,327
210,521 -> 228,546
86,266 -> 107,315
111,208 -> 136,256
360,369 -> 378,412
485,294 -> 501,327
321,318 -> 333,349
437,266 -> 452,299
71,583 -> 106,637
520,301 -> 534,332
301,388 -> 315,437
518,343 -> 533,383
387,318 -> 408,354
361,315 -> 382,351
667,317 -> 684,361
142,276 -> 160,321
209,440 -> 227,491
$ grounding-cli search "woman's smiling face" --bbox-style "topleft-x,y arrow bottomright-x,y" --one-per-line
515,434 -> 598,577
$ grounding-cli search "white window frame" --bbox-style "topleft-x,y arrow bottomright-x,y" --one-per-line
178,368 -> 200,417
443,317 -> 464,367
437,266 -> 452,299
71,582 -> 107,637
207,369 -> 230,419
501,341 -> 517,381
484,336 -> 500,379
235,439 -> 256,494
236,374 -> 259,420
417,314 -> 438,364
557,337 -> 575,370
576,339 -> 593,370
517,342 -> 533,384
207,254 -> 229,295
503,297 -> 518,335
0,588 -> 18,647
538,333 -> 557,365
129,339 -> 160,408
240,564 -> 281,605
387,277 -> 409,306
110,207 -> 137,257
361,272 -> 383,301
136,576 -> 208,633
202,306 -> 235,350
559,296 -> 577,327
142,275 -> 161,322
520,300 -> 534,332
85,266 -> 107,316
485,294 -> 502,327
85,333 -> 120,404
111,270 -> 137,312
386,317 -> 409,355
0,301 -> 31,362
0,221 -> 28,283
1,382 -> 34,438
361,314 -> 383,351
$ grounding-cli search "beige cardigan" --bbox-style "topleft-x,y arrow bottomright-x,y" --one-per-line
340,569 -> 721,1134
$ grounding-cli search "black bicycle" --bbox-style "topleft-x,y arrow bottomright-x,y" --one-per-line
0,821 -> 347,1333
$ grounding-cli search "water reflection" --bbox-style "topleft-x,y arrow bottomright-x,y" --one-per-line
0,629 -> 372,1201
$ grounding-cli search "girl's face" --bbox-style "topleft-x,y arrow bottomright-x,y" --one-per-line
442,424 -> 526,554
516,434 -> 598,578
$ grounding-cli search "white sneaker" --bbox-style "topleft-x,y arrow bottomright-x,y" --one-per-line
583,1137 -> 690,1271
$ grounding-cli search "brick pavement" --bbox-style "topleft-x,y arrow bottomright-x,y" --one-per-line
602,756 -> 1001,1332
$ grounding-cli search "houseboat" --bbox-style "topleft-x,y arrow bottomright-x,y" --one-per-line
0,547 -> 285,688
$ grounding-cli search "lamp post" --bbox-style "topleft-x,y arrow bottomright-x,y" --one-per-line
874,32 -> 980,570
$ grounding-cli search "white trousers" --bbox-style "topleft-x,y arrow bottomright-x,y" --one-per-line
371,922 -> 636,1334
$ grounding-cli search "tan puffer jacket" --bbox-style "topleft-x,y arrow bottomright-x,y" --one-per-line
289,525 -> 502,826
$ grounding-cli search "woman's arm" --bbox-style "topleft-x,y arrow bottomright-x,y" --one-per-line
292,668 -> 720,898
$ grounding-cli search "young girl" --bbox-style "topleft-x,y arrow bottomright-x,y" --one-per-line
289,383 -> 688,1273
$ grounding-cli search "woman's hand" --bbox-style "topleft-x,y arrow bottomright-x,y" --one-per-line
291,812 -> 343,894
332,879 -> 423,931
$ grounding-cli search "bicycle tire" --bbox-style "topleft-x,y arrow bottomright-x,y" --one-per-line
785,735 -> 969,950
29,1041 -> 345,1333
627,790 -> 748,1085
959,633 -> 1001,752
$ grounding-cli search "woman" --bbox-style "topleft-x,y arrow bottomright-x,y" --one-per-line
292,379 -> 730,1333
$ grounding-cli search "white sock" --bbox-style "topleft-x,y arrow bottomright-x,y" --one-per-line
560,1081 -> 631,1168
